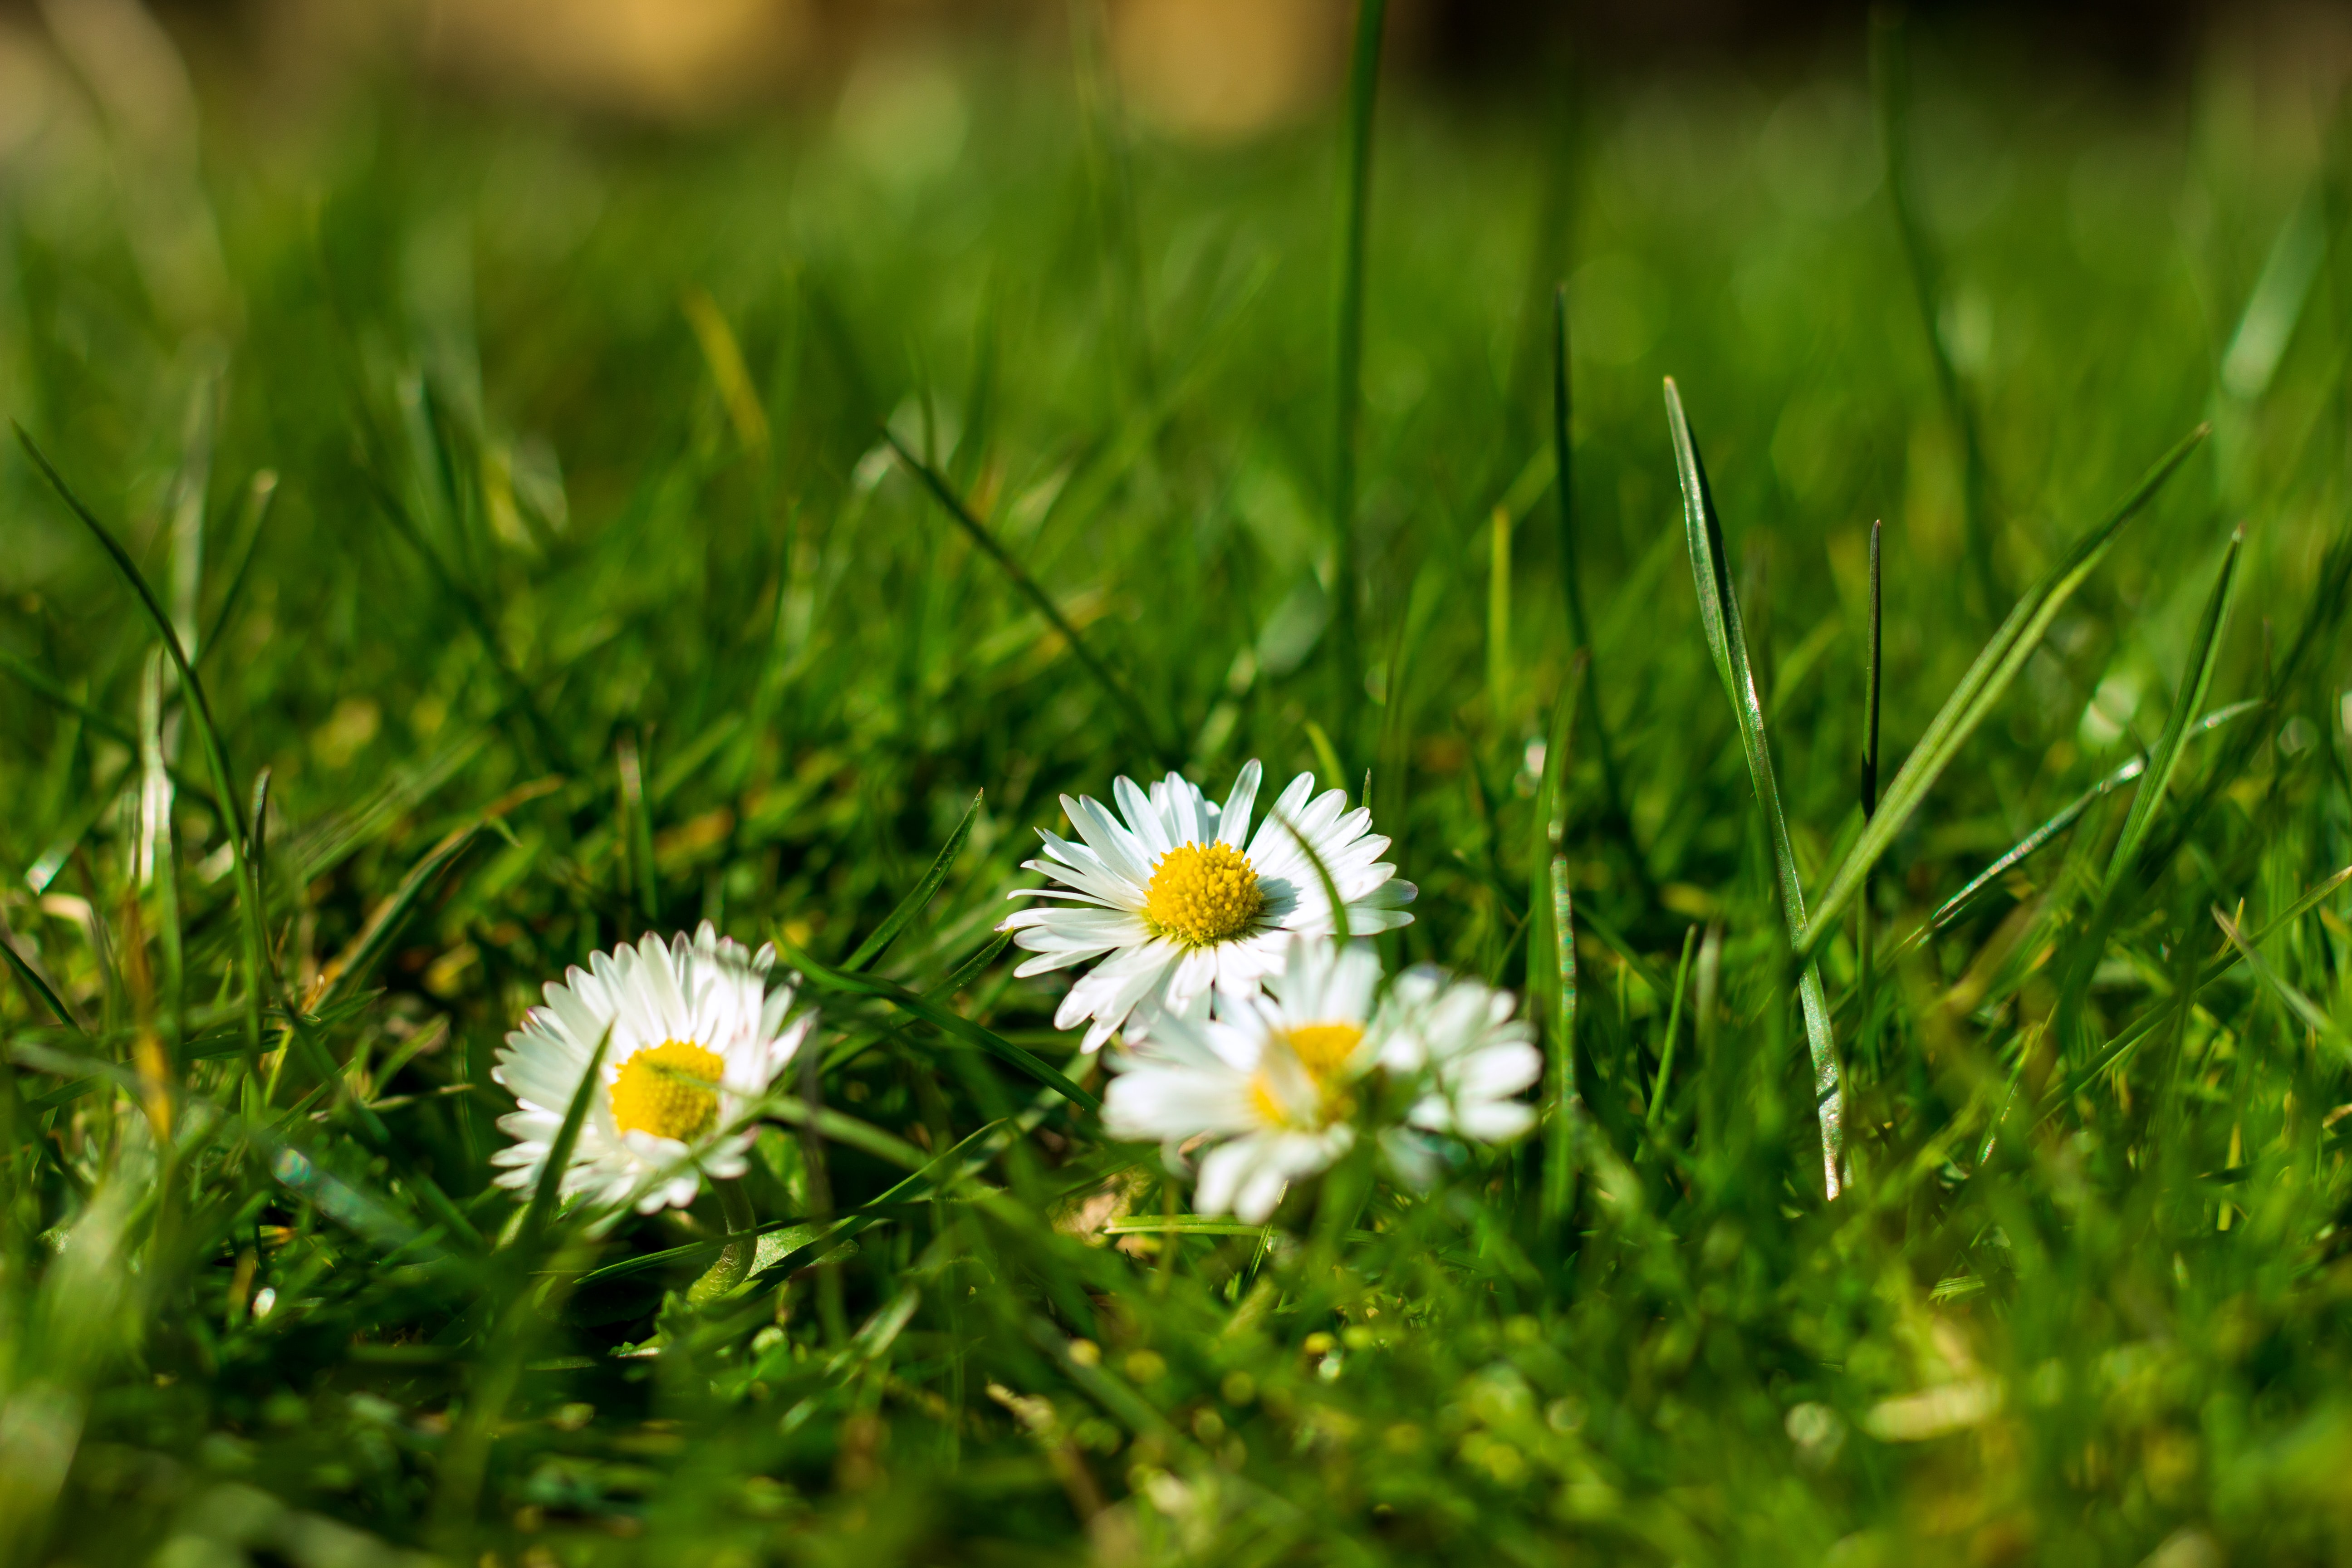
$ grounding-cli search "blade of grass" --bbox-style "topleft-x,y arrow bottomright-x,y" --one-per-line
883,430 -> 1169,765
1531,655 -> 1583,1228
1909,700 -> 2260,946
16,426 -> 274,1069
1329,0 -> 1390,765
2048,865 -> 2352,1106
1647,926 -> 1698,1131
313,776 -> 564,1013
844,790 -> 982,972
2104,526 -> 2244,894
1796,421 -> 2210,957
1873,7 -> 1996,620
2212,905 -> 2352,1061
519,1025 -> 612,1247
1857,519 -> 1884,1071
784,941 -> 1100,1112
1553,283 -> 1635,851
1662,379 -> 1842,1197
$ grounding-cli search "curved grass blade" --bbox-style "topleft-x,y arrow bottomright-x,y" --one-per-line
884,431 -> 1170,766
314,775 -> 564,1012
1662,379 -> 1842,1197
1796,421 -> 2210,958
2,933 -> 78,1034
2048,864 -> 2352,1106
784,941 -> 1100,1112
844,789 -> 982,972
2212,904 -> 2352,1061
2104,526 -> 2243,894
1328,0 -> 1391,761
1873,9 -> 1995,617
1911,700 -> 2260,946
16,425 -> 274,1062
519,1024 -> 611,1247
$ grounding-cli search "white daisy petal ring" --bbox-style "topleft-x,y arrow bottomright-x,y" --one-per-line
490,921 -> 814,1215
1103,936 -> 1384,1224
1374,966 -> 1544,1143
999,760 -> 1415,1051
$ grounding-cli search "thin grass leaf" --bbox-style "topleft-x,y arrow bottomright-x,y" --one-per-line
784,941 -> 1100,1112
16,425 -> 275,1063
1873,9 -> 1996,617
313,776 -> 564,1013
1553,284 -> 1635,847
1797,421 -> 2209,957
2212,905 -> 2352,1060
1328,0 -> 1390,762
519,1025 -> 612,1247
1531,655 -> 1583,1226
1,934 -> 78,1035
1912,700 -> 2260,945
845,790 -> 982,972
2049,864 -> 2352,1105
1662,379 -> 1842,1196
198,470 -> 278,666
2104,526 -> 2244,892
883,431 -> 1169,764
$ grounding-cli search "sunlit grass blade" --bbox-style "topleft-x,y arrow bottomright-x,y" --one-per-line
844,790 -> 982,972
784,941 -> 1100,1112
883,430 -> 1170,765
313,776 -> 564,1013
2104,525 -> 2243,893
1662,378 -> 1842,1196
1911,700 -> 2259,946
1328,0 -> 1390,762
518,1025 -> 612,1248
1553,283 -> 1634,845
16,424 -> 274,1063
2,930 -> 79,1034
2212,905 -> 2352,1061
2048,864 -> 2352,1105
1797,421 -> 2210,957
1531,655 -> 1583,1226
1873,7 -> 1996,618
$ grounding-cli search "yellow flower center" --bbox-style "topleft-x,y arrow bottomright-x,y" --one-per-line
1249,1022 -> 1366,1128
1284,1022 -> 1365,1082
1143,841 -> 1264,946
608,1039 -> 726,1143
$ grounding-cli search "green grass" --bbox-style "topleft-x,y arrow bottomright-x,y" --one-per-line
3,20 -> 2352,1565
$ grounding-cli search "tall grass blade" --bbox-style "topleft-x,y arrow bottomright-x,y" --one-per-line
2212,906 -> 2352,1060
1662,379 -> 1842,1196
1796,421 -> 2209,956
1329,0 -> 1390,763
1532,655 -> 1583,1227
15,425 -> 275,1062
883,431 -> 1169,765
1873,7 -> 1996,618
1553,283 -> 1635,852
784,943 -> 1101,1112
519,1025 -> 611,1247
844,790 -> 982,972
2104,526 -> 2243,893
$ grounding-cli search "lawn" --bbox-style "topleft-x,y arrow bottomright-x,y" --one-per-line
2,8 -> 2350,1565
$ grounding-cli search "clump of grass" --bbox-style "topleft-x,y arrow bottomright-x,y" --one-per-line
2,15 -> 2351,1567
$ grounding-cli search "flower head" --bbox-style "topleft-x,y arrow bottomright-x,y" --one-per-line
1000,760 -> 1414,1051
1103,936 -> 1384,1223
1376,967 -> 1544,1142
490,922 -> 812,1214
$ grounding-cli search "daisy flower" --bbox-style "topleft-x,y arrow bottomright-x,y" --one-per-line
1375,967 -> 1544,1142
490,922 -> 813,1215
1103,936 -> 1384,1223
1000,760 -> 1414,1052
